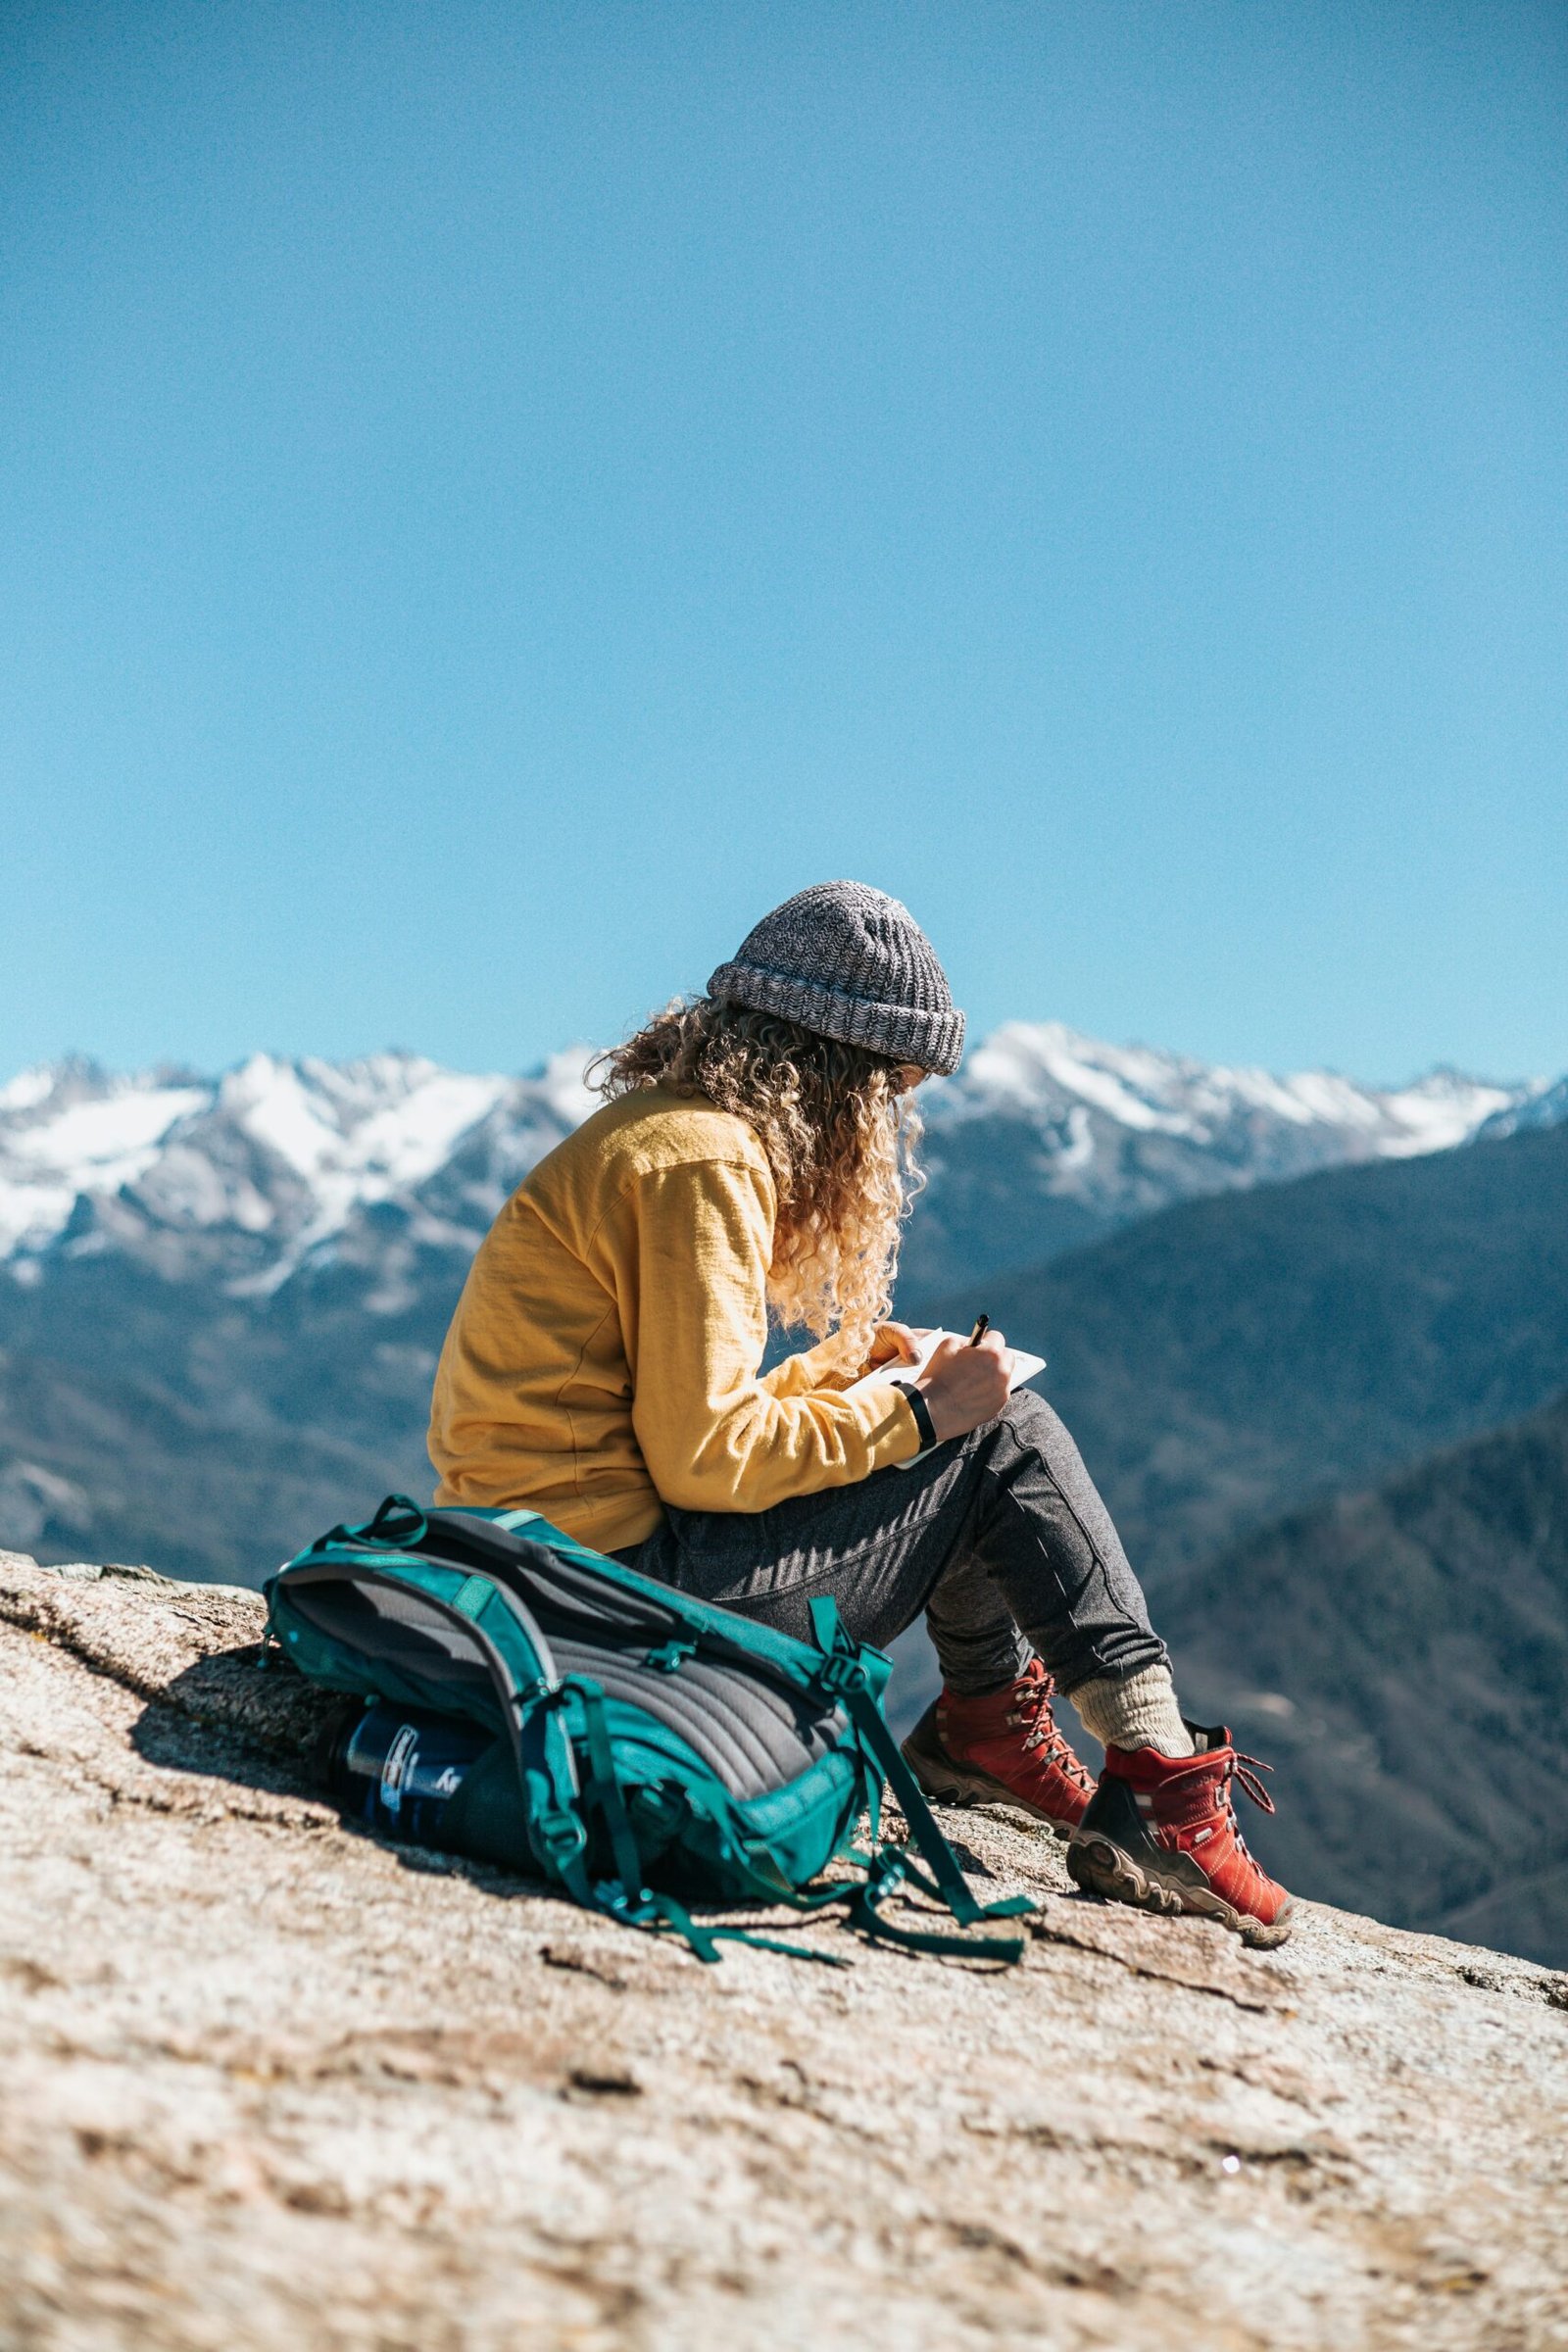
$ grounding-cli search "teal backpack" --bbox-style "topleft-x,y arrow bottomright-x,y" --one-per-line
264,1494 -> 1035,1966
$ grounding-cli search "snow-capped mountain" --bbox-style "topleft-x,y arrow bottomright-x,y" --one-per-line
943,1024 -> 1524,1158
1477,1075 -> 1568,1143
0,1048 -> 596,1293
0,1026 -> 1553,1304
902,1025 -> 1547,1296
2,1023 -> 1562,1587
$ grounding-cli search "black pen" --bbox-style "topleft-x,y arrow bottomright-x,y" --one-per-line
968,1313 -> 990,1347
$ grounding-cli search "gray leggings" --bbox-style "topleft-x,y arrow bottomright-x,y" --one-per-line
618,1388 -> 1166,1695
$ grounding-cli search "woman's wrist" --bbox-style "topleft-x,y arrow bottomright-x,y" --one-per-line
889,1378 -> 938,1452
911,1375 -> 968,1446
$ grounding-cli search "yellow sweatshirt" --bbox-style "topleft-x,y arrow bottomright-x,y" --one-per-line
427,1087 -> 920,1553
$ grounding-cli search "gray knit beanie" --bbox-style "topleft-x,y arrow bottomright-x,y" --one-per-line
707,881 -> 965,1076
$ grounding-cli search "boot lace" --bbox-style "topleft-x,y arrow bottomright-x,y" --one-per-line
1222,1751 -> 1276,1868
1014,1673 -> 1094,1793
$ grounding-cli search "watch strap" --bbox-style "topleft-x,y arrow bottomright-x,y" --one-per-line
890,1378 -> 938,1453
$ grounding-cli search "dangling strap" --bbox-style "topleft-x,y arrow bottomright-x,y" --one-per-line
849,1851 -> 1027,1962
807,1597 -> 1035,1952
519,1684 -> 598,1913
644,1891 -> 850,1968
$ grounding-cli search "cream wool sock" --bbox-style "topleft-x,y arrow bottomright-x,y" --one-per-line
1071,1665 -> 1196,1757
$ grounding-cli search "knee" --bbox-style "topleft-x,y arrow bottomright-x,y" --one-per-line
999,1385 -> 1061,1444
994,1385 -> 1087,1476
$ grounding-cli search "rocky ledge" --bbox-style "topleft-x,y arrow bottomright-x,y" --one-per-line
3,1549 -> 1566,2352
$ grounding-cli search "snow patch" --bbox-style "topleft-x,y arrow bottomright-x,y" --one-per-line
0,1066 -> 59,1112
4,1087 -> 207,1173
0,1082 -> 208,1256
1376,1076 -> 1519,1156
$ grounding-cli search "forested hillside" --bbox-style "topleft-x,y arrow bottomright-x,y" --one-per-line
935,1120 -> 1568,1583
1162,1392 -> 1568,1968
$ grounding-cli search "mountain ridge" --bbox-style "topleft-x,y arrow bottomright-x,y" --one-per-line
2,1024 -> 1553,1308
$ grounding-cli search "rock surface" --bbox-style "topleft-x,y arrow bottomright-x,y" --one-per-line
3,1550 -> 1567,2352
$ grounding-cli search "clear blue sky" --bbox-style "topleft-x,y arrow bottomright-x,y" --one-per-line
2,1 -> 1563,1087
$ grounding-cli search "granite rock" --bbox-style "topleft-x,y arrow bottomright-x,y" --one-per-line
3,1549 -> 1566,2352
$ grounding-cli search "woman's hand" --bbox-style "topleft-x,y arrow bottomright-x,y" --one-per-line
864,1320 -> 929,1370
915,1329 -> 1014,1443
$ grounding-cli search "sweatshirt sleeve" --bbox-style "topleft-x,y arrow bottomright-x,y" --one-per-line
760,1334 -> 859,1398
589,1157 -> 920,1514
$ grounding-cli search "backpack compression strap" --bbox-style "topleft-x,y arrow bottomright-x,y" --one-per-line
532,1677 -> 849,1968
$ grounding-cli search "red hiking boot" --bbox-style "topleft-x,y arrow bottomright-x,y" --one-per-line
1066,1726 -> 1295,1947
901,1659 -> 1096,1837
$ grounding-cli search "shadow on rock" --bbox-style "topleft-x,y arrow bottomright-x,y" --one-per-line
133,1643 -> 345,1780
131,1647 -> 553,1900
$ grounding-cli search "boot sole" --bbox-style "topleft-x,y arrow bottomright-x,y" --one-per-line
1065,1833 -> 1295,1949
901,1735 -> 1078,1841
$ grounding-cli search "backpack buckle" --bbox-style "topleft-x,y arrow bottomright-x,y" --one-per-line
534,1808 -> 588,1866
644,1640 -> 697,1673
807,1595 -> 872,1697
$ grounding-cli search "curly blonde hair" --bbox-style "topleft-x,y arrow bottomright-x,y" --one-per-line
592,998 -> 924,1367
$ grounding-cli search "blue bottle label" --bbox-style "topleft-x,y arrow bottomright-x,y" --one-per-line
336,1703 -> 492,1848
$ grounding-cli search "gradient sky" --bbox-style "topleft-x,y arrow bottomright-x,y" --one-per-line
2,1 -> 1563,1088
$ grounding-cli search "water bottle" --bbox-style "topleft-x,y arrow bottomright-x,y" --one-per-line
329,1701 -> 493,1851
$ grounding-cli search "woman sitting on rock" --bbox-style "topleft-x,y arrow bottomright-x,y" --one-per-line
428,881 -> 1293,1945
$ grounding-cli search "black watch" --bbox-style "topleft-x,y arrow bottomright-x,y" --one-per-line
890,1378 -> 938,1453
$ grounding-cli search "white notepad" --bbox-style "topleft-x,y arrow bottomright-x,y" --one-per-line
847,1329 -> 1046,1466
